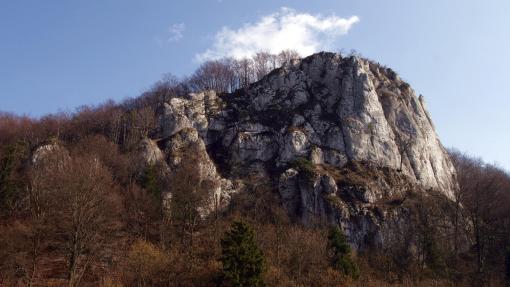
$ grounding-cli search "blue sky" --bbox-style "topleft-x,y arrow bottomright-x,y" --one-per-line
1,0 -> 509,170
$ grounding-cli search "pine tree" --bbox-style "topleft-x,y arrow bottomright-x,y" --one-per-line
140,163 -> 161,198
0,141 -> 28,212
220,221 -> 265,287
505,247 -> 510,285
328,226 -> 359,279
421,226 -> 442,273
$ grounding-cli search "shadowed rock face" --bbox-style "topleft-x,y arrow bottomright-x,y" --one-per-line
146,52 -> 458,248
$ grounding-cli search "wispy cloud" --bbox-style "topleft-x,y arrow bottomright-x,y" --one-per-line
195,7 -> 359,62
168,23 -> 185,42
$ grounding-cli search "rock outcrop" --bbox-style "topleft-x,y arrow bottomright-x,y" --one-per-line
218,52 -> 457,197
31,140 -> 69,165
151,52 -> 458,248
138,91 -> 238,215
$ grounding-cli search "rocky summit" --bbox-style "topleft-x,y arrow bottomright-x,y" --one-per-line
143,52 -> 458,249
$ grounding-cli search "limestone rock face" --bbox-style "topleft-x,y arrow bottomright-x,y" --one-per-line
218,52 -> 457,199
153,52 -> 458,248
158,90 -> 223,143
155,91 -> 238,216
163,128 -> 238,215
277,161 -> 421,249
138,138 -> 165,165
31,141 -> 69,165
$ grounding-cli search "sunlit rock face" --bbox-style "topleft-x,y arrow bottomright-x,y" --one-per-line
154,52 -> 458,248
138,138 -> 165,166
217,52 -> 457,198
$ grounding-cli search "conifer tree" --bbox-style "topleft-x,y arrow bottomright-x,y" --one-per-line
505,247 -> 510,285
328,226 -> 359,278
140,163 -> 161,198
220,221 -> 265,287
421,226 -> 442,273
0,141 -> 28,212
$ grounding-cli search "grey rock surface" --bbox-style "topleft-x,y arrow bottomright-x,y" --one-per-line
207,52 -> 456,199
153,52 -> 458,248
138,138 -> 165,165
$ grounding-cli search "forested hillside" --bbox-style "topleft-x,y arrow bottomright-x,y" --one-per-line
1,51 -> 510,287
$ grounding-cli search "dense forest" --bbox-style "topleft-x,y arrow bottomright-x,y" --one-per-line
1,51 -> 510,286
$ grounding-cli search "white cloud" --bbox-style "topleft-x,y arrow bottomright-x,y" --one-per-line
195,8 -> 359,62
168,23 -> 185,42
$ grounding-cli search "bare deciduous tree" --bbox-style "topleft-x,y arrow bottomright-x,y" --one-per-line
189,59 -> 235,93
277,49 -> 301,66
187,50 -> 301,93
253,52 -> 272,81
167,144 -> 215,271
449,149 -> 510,284
30,154 -> 119,287
233,58 -> 255,89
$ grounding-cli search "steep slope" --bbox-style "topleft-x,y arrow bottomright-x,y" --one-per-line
146,52 -> 458,248
217,52 -> 457,197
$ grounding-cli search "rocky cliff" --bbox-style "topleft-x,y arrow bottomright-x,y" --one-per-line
143,52 -> 458,248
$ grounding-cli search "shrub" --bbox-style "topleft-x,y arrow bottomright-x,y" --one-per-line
124,240 -> 170,286
99,277 -> 123,287
290,157 -> 316,179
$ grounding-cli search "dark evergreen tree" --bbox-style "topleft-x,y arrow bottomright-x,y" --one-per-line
140,163 -> 161,198
0,141 -> 28,212
328,226 -> 359,278
220,221 -> 266,287
505,247 -> 510,285
421,226 -> 443,274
